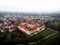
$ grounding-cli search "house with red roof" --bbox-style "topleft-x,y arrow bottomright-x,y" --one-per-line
18,20 -> 45,35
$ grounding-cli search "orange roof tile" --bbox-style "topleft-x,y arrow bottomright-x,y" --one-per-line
18,19 -> 44,31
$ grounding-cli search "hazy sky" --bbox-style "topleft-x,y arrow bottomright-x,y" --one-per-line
0,0 -> 60,13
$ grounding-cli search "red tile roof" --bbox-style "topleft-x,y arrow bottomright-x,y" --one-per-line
18,20 -> 44,31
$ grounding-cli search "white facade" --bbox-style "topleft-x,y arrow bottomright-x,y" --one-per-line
18,25 -> 45,35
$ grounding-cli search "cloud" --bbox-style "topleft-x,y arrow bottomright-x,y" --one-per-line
0,0 -> 60,12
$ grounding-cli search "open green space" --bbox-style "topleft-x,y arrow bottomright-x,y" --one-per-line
33,32 -> 60,45
51,22 -> 60,27
14,28 -> 58,44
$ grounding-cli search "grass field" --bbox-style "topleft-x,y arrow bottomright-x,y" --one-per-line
15,28 -> 58,44
51,21 -> 60,26
34,32 -> 60,45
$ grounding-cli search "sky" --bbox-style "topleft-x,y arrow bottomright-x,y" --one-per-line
0,0 -> 60,13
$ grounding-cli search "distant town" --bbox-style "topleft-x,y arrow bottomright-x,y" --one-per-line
0,12 -> 60,45
0,13 -> 46,35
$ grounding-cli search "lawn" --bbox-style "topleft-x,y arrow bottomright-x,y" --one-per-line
14,28 -> 58,44
34,32 -> 60,45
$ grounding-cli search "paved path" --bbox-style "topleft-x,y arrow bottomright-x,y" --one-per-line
28,32 -> 58,45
